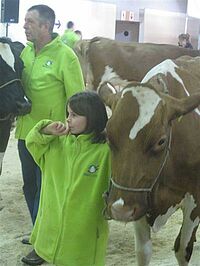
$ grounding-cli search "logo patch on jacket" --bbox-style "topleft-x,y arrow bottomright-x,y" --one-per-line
84,164 -> 99,176
43,60 -> 53,68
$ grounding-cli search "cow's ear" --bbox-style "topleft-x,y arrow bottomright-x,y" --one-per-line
98,82 -> 121,110
166,92 -> 200,121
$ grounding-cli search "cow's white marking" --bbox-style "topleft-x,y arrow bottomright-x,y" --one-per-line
97,78 -> 117,95
134,217 -> 152,266
176,193 -> 200,263
98,66 -> 129,91
107,82 -> 117,94
0,43 -> 15,72
142,59 -> 180,84
111,197 -> 134,220
152,204 -> 179,233
122,86 -> 161,140
101,66 -> 121,83
112,197 -> 124,207
152,192 -> 199,239
142,59 -> 200,116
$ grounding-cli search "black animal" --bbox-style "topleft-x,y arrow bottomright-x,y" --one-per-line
0,37 -> 31,174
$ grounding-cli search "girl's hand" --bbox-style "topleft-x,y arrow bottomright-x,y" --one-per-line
41,122 -> 70,136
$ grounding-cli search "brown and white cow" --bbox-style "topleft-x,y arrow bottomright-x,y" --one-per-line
99,56 -> 200,266
74,37 -> 200,90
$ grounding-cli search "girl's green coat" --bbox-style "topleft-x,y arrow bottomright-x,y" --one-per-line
26,120 -> 111,266
15,34 -> 84,140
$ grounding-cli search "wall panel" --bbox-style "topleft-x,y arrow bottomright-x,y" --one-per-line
139,8 -> 200,49
0,0 -> 116,44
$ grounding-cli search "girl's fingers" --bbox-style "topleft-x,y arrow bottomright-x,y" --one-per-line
54,122 -> 69,135
54,122 -> 65,131
43,122 -> 69,135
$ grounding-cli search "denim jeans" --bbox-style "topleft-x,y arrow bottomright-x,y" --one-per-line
18,139 -> 41,224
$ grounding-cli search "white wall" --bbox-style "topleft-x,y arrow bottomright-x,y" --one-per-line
0,0 -> 116,44
139,8 -> 200,48
187,0 -> 200,18
91,0 -> 188,21
139,9 -> 186,44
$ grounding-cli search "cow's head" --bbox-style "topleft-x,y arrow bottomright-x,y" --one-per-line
0,38 -> 31,120
99,81 -> 200,222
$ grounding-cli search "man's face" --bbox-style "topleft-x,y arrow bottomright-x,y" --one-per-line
23,10 -> 46,42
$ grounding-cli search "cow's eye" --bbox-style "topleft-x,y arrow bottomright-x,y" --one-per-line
152,135 -> 167,153
158,138 -> 166,146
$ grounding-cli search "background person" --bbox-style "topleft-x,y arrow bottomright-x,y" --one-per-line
61,21 -> 80,48
15,4 -> 84,243
178,33 -> 193,49
74,29 -> 82,40
22,91 -> 111,266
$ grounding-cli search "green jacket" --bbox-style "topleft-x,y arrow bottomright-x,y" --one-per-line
61,29 -> 80,48
26,120 -> 111,266
15,34 -> 84,140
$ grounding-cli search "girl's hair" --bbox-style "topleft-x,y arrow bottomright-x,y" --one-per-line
67,91 -> 108,143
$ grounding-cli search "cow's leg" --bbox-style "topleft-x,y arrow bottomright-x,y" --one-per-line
0,120 -> 11,211
174,221 -> 199,266
133,216 -> 152,266
174,194 -> 200,266
0,119 -> 12,174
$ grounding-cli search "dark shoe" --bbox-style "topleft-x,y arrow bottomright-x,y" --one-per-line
21,249 -> 45,265
21,237 -> 31,245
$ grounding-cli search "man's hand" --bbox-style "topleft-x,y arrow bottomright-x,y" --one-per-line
41,121 -> 69,136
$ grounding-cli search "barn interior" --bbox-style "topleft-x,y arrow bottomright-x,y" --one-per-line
0,0 -> 200,48
1,1 -> 200,266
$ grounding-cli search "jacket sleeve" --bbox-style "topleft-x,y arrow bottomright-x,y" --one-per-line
63,54 -> 85,99
25,119 -> 58,166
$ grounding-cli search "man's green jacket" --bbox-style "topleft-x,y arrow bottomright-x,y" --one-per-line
15,34 -> 84,140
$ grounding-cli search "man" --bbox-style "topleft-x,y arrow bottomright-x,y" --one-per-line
74,29 -> 82,40
61,21 -> 81,48
15,5 -> 84,265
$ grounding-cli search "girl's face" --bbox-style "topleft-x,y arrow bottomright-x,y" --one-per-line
67,106 -> 87,135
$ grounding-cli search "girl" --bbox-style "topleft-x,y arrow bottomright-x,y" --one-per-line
22,91 -> 111,266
